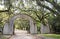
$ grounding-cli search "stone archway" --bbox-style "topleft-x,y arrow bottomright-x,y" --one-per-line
3,14 -> 37,34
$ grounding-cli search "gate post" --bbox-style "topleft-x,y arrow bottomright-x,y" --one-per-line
29,19 -> 37,34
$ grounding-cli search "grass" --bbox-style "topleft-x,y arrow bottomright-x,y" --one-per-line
0,35 -> 7,39
43,34 -> 60,38
41,34 -> 60,39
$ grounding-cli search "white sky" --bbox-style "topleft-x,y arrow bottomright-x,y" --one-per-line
57,0 -> 60,3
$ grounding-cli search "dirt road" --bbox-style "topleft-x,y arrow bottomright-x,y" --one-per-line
9,30 -> 36,39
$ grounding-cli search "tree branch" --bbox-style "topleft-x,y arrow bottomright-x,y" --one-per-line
45,0 -> 60,12
0,10 -> 9,13
36,0 -> 60,15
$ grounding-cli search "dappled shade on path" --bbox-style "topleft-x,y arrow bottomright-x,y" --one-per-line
9,30 -> 36,39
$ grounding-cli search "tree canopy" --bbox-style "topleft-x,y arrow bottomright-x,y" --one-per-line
0,0 -> 60,33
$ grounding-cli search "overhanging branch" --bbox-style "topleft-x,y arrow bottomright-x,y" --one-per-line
0,10 -> 9,13
45,0 -> 60,12
36,0 -> 60,15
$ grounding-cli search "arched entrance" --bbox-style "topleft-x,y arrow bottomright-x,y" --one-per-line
3,14 -> 37,34
14,18 -> 30,34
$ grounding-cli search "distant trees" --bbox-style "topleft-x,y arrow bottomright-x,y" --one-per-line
14,18 -> 30,31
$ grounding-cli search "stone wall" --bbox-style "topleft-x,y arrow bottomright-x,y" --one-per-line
3,14 -> 37,34
40,24 -> 50,34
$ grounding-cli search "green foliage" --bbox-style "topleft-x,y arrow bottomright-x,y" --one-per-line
14,18 -> 30,31
43,34 -> 60,39
51,15 -> 60,33
0,13 -> 9,27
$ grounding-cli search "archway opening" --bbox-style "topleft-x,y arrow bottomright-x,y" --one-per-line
3,14 -> 37,34
14,18 -> 30,34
